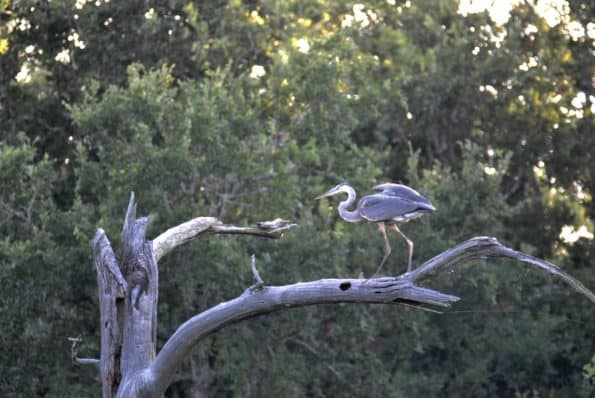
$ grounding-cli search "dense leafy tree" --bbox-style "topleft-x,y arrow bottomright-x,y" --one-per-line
1,0 -> 593,396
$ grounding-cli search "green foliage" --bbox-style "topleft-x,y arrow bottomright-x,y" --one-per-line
0,135 -> 94,395
1,0 -> 593,396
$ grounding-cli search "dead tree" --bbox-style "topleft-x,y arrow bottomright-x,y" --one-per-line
80,193 -> 595,397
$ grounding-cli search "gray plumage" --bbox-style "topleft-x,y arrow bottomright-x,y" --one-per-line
315,182 -> 436,276
373,183 -> 434,205
359,193 -> 435,223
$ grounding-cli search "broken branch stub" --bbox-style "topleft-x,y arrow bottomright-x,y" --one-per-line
152,216 -> 297,261
92,193 -> 159,398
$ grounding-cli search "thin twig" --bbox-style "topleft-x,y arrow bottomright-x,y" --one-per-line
250,254 -> 264,286
25,186 -> 39,227
68,337 -> 100,368
286,337 -> 345,382
0,198 -> 26,221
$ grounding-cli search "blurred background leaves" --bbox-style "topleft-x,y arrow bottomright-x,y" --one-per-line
0,0 -> 593,396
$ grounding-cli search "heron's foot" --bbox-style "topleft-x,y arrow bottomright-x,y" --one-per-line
249,281 -> 265,292
371,258 -> 389,279
362,270 -> 383,284
368,268 -> 386,280
368,271 -> 381,280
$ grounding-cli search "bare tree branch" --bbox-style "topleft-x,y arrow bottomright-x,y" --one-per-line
25,185 -> 38,227
408,237 -> 595,303
152,217 -> 297,261
74,357 -> 101,367
135,236 -> 594,396
143,278 -> 457,396
92,195 -> 594,397
209,221 -> 297,238
152,217 -> 220,261
68,337 -> 100,369
250,254 -> 264,287
0,197 -> 27,221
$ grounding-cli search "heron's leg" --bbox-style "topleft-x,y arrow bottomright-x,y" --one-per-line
372,222 -> 392,278
391,224 -> 414,273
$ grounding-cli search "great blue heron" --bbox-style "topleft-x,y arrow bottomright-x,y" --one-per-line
315,182 -> 436,276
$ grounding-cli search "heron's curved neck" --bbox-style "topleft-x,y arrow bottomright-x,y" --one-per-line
337,185 -> 362,223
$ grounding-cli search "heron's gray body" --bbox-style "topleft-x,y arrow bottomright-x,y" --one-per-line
359,183 -> 435,223
315,182 -> 436,275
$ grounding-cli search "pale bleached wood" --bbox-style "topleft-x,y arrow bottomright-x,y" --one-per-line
68,337 -> 100,368
152,217 -> 297,261
118,196 -> 158,382
141,277 -> 457,397
408,236 -> 595,303
138,238 -> 594,397
93,193 -> 159,398
90,194 -> 594,398
152,217 -> 220,261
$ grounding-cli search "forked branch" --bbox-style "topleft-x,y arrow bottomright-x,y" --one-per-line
144,277 -> 458,396
139,237 -> 594,396
408,236 -> 595,302
93,194 -> 594,398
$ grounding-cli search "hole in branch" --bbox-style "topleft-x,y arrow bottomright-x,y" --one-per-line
339,282 -> 351,291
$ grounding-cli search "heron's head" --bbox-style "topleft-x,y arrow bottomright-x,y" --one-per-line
314,182 -> 350,200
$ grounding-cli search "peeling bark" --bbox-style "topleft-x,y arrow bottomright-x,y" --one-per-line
93,229 -> 125,398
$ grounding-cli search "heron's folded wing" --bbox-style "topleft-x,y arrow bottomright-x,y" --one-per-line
373,183 -> 428,202
358,195 -> 420,222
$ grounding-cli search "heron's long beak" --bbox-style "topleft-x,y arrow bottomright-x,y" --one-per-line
314,189 -> 337,200
314,192 -> 331,200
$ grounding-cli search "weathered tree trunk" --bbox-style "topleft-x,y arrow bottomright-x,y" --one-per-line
93,231 -> 124,397
91,194 -> 300,397
93,195 -> 158,397
89,193 -> 595,397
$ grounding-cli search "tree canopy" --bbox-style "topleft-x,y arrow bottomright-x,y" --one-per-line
1,0 -> 593,396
